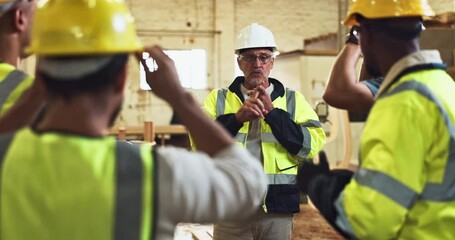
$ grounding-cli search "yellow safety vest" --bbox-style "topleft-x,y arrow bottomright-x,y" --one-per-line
203,79 -> 326,212
335,68 -> 455,239
0,63 -> 34,115
0,128 -> 155,240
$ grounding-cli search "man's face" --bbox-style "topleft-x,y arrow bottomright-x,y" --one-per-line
358,23 -> 381,77
237,48 -> 274,90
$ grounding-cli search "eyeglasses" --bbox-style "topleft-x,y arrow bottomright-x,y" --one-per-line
239,53 -> 274,64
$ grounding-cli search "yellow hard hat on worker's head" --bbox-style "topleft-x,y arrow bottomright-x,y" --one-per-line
27,0 -> 142,56
344,0 -> 435,26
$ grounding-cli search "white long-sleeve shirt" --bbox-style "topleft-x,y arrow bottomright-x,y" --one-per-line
155,144 -> 267,239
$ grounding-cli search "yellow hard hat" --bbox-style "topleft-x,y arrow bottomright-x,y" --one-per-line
344,0 -> 435,26
27,0 -> 142,56
0,0 -> 16,17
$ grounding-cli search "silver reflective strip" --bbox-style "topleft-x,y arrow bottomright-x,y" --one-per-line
296,124 -> 311,158
333,79 -> 455,237
216,89 -> 227,117
286,88 -> 295,120
302,120 -> 322,128
355,168 -> 418,209
383,81 -> 455,201
234,133 -> 247,143
374,80 -> 455,202
334,192 -> 357,239
0,133 -> 15,226
0,70 -> 28,110
261,132 -> 277,143
115,141 -> 143,240
382,81 -> 455,201
266,173 -> 296,185
0,133 -> 15,168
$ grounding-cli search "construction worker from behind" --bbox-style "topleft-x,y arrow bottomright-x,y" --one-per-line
0,0 -> 267,239
0,0 -> 47,133
196,23 -> 326,240
297,0 -> 455,239
323,25 -> 384,113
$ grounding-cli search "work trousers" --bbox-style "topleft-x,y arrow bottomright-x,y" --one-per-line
213,207 -> 293,240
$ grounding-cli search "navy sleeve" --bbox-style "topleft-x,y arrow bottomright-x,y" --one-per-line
216,113 -> 244,137
264,108 -> 304,155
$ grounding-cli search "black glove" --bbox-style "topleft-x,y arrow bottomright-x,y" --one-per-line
345,25 -> 360,45
297,151 -> 330,193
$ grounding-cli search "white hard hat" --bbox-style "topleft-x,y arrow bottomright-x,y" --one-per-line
235,23 -> 278,55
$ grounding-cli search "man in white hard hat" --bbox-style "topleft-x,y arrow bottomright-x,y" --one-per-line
196,23 -> 326,240
0,0 -> 267,239
0,0 -> 46,133
297,0 -> 455,239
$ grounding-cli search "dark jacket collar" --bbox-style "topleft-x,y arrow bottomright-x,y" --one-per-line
228,76 -> 285,102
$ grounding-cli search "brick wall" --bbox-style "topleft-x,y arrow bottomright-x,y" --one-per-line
117,0 -> 455,127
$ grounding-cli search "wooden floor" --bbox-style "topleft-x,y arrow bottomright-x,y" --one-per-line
292,204 -> 344,240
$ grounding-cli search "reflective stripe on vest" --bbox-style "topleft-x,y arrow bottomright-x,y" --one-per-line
0,133 -> 14,166
334,80 -> 455,237
334,80 -> 455,239
354,81 -> 455,205
0,133 -> 15,209
267,173 -> 296,185
0,137 -> 147,240
218,88 -> 316,159
0,70 -> 28,110
216,88 -> 228,116
285,89 -> 295,119
115,141 -> 144,240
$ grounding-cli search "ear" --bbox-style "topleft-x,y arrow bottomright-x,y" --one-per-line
13,8 -> 27,32
114,63 -> 128,93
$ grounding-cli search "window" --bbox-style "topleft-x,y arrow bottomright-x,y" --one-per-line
140,49 -> 208,90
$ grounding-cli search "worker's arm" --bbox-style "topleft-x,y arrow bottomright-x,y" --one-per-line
214,89 -> 265,136
296,151 -> 353,238
216,114 -> 243,136
323,43 -> 376,113
140,46 -> 266,238
155,144 -> 266,238
0,75 -> 47,134
141,46 -> 233,156
264,90 -> 326,159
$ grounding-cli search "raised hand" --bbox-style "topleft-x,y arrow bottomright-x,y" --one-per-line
235,90 -> 265,123
136,45 -> 185,106
297,151 -> 330,193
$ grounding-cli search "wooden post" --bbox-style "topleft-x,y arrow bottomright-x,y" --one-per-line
144,121 -> 155,142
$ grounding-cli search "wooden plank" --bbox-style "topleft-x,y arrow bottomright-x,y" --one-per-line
109,124 -> 187,136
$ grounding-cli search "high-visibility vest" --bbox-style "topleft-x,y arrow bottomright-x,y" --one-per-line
0,128 -> 155,240
203,78 -> 326,212
0,63 -> 34,115
335,68 -> 455,239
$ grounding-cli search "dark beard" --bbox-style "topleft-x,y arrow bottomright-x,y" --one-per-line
365,63 -> 382,78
